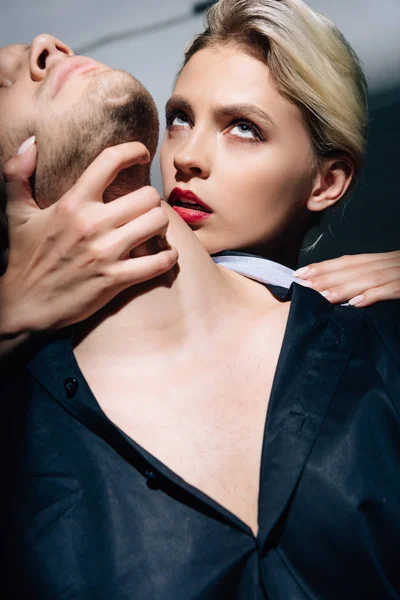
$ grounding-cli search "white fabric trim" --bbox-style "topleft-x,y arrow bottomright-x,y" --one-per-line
212,253 -> 349,306
212,254 -> 304,289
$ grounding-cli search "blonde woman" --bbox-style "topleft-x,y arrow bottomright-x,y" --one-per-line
1,1 -> 399,362
1,2 -> 399,598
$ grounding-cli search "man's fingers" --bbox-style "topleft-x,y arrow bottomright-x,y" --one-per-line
3,137 -> 39,215
73,142 -> 150,202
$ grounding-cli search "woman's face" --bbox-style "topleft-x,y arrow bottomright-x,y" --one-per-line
160,44 -> 316,255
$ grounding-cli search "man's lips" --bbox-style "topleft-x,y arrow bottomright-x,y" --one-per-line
168,188 -> 212,223
50,56 -> 103,98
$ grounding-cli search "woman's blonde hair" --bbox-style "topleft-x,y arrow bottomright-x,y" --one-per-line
183,0 -> 368,182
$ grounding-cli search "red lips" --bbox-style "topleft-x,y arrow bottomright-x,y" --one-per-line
168,188 -> 213,224
168,188 -> 212,212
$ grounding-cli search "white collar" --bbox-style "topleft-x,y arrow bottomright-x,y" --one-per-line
211,252 -> 304,289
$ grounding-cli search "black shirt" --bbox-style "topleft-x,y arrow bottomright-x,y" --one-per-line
2,284 -> 400,599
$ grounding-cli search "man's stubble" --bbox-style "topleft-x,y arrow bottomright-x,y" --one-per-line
33,69 -> 159,208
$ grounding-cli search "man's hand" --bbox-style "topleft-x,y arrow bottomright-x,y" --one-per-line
0,138 -> 178,357
295,251 -> 400,306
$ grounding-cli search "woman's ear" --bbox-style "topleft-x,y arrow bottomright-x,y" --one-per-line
307,157 -> 354,212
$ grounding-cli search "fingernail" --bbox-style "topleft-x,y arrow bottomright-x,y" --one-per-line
348,294 -> 364,306
320,290 -> 333,301
17,136 -> 36,155
294,266 -> 311,278
299,280 -> 313,288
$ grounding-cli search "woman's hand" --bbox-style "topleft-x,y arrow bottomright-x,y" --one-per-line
0,138 -> 178,358
295,251 -> 400,306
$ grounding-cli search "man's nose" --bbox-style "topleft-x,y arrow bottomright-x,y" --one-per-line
29,34 -> 74,81
173,132 -> 211,180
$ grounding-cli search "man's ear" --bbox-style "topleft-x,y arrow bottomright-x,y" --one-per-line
307,156 -> 354,212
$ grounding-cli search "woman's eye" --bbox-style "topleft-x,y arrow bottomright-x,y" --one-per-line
229,122 -> 261,141
173,114 -> 190,127
167,113 -> 190,128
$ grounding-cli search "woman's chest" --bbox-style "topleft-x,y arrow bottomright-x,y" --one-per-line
78,309 -> 289,534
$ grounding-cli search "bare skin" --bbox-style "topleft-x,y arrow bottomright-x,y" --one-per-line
74,204 -> 290,536
295,251 -> 400,306
1,39 -> 399,363
0,34 -> 399,536
0,36 -> 290,534
0,141 -> 178,359
70,46 -> 398,536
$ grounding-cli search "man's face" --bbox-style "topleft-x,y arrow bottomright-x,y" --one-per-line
0,34 -> 154,206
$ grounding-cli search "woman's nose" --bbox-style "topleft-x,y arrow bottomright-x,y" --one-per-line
29,34 -> 74,81
173,135 -> 211,180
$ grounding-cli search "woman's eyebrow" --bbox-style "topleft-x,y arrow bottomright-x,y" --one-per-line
216,104 -> 276,129
165,96 -> 192,114
165,97 -> 275,129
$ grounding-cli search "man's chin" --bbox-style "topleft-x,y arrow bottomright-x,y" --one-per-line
33,67 -> 157,207
88,68 -> 141,107
103,91 -> 135,108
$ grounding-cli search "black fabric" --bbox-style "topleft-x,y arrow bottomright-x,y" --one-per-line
2,284 -> 400,599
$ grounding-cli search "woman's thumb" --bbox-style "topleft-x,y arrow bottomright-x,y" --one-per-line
3,136 -> 38,216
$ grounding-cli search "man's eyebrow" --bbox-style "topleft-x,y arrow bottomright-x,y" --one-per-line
165,96 -> 275,129
0,43 -> 28,74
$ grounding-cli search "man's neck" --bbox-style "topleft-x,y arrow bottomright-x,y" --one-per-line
73,202 -> 278,363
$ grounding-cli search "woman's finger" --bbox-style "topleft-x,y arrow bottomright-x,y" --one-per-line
306,258 -> 400,293
295,251 -> 400,280
318,266 -> 400,304
110,247 -> 179,287
3,136 -> 39,220
70,142 -> 150,202
106,185 -> 161,228
91,206 -> 170,262
348,281 -> 400,307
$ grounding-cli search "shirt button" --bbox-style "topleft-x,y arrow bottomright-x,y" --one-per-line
144,469 -> 159,490
64,377 -> 79,399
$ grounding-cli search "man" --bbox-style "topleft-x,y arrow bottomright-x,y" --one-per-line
1,35 -> 399,600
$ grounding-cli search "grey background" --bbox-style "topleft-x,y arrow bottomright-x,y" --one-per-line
2,0 -> 399,262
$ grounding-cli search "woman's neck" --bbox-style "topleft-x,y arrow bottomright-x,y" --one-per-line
73,203 -> 274,362
241,208 -> 313,269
